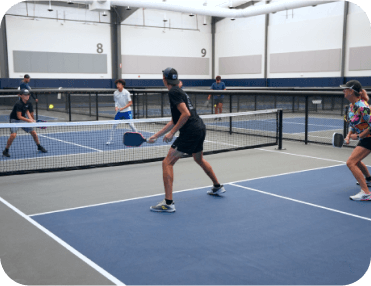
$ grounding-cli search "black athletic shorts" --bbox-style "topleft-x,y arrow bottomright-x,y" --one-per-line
357,137 -> 371,151
171,128 -> 206,155
214,98 -> 223,105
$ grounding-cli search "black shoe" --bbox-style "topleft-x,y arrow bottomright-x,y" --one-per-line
2,149 -> 10,157
38,145 -> 47,153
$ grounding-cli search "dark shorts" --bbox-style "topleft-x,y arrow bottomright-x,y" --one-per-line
171,128 -> 206,155
357,137 -> 371,151
214,98 -> 223,105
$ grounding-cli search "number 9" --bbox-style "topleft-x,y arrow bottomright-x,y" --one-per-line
201,48 -> 206,57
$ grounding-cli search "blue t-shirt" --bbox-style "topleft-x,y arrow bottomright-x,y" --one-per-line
210,82 -> 226,99
19,81 -> 36,100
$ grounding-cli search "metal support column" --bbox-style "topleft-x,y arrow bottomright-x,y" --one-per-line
340,1 -> 349,85
111,8 -> 122,81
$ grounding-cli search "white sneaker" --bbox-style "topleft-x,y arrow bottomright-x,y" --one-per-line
150,199 -> 176,212
350,190 -> 371,201
207,185 -> 226,196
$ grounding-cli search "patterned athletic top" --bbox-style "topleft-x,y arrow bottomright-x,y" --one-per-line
348,100 -> 371,137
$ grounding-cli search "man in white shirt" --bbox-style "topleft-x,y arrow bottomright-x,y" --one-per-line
106,79 -> 137,145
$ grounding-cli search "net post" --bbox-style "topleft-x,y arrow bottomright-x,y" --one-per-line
305,96 -> 309,144
89,93 -> 92,117
161,92 -> 164,117
95,93 -> 99,121
68,93 -> 71,122
35,94 -> 38,121
132,91 -> 136,119
254,95 -> 257,111
278,109 -> 283,150
229,94 -> 232,134
343,105 -> 349,138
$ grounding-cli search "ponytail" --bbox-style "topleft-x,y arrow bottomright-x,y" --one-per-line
360,89 -> 369,103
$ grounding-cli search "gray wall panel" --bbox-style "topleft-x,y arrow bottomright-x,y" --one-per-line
270,49 -> 341,73
47,53 -> 65,73
13,51 -> 107,74
65,53 -> 79,74
219,55 -> 262,75
122,55 -> 209,75
349,46 -> 371,71
13,51 -> 31,72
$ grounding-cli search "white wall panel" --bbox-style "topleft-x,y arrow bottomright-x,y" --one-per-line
121,14 -> 212,79
6,15 -> 112,79
345,2 -> 371,77
215,1 -> 266,79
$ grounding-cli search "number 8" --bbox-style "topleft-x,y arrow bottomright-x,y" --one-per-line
97,43 -> 103,53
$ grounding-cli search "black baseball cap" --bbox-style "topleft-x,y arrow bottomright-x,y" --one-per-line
162,67 -> 179,85
340,80 -> 362,93
24,74 -> 30,79
19,89 -> 30,95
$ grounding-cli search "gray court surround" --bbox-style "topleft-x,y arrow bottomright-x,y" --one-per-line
219,54 -> 262,75
270,49 -> 341,73
13,51 -> 108,74
349,46 -> 371,71
121,54 -> 209,75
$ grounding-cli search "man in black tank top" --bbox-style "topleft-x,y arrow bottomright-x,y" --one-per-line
148,68 -> 226,213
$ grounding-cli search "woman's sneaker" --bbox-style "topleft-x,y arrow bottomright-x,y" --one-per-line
207,185 -> 226,196
350,190 -> 371,201
150,199 -> 176,212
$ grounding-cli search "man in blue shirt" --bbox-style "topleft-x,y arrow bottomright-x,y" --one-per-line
19,74 -> 38,103
208,76 -> 226,119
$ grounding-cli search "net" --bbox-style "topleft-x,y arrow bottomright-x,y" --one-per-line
0,109 -> 282,176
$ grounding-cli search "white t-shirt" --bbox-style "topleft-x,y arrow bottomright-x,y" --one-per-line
114,89 -> 132,113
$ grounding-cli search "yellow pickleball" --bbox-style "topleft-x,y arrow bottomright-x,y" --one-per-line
49,104 -> 54,109
214,104 -> 216,107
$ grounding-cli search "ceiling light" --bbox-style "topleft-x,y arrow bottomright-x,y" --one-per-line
189,13 -> 195,17
231,18 -> 236,21
102,11 -> 107,17
203,16 -> 207,25
228,0 -> 233,9
126,6 -> 131,10
67,1 -> 74,4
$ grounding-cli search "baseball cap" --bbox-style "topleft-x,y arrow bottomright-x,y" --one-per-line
340,80 -> 362,93
24,74 -> 30,79
162,67 -> 179,85
19,89 -> 30,95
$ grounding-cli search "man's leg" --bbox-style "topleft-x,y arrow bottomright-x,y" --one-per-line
193,151 -> 219,185
6,133 -> 17,149
218,103 -> 223,114
30,130 -> 40,145
162,148 -> 183,200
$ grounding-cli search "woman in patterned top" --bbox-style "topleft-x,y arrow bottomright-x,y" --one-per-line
342,80 -> 371,201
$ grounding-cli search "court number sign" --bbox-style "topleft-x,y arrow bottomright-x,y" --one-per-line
97,43 -> 103,54
201,48 -> 206,57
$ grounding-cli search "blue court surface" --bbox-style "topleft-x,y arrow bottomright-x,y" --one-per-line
0,128 -> 171,160
30,164 -> 371,285
0,114 -> 58,123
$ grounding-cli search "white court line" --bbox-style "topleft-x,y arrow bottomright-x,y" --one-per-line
39,135 -> 103,152
229,183 -> 371,223
0,197 -> 126,286
29,164 -> 345,217
255,148 -> 346,163
29,185 -> 208,217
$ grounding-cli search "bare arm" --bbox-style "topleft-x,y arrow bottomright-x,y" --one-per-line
150,121 -> 175,141
163,103 -> 190,143
17,111 -> 34,123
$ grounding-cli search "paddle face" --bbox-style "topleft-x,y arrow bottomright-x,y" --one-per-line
123,132 -> 147,147
36,119 -> 47,129
332,132 -> 344,148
